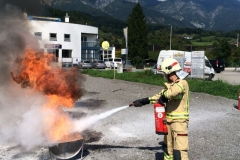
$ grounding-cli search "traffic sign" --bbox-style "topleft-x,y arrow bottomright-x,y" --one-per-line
102,41 -> 110,50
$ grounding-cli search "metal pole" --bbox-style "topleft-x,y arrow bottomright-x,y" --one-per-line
170,25 -> 172,50
114,65 -> 115,80
126,27 -> 128,61
237,33 -> 239,47
103,49 -> 104,60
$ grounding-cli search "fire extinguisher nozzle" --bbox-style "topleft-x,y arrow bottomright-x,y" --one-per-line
129,104 -> 133,107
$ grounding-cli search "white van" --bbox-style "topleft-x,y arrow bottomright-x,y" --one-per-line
104,58 -> 122,68
156,50 -> 215,80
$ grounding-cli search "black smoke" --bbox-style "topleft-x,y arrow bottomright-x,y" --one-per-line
0,5 -> 38,85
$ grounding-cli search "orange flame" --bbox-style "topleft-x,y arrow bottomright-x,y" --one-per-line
11,49 -> 84,142
43,107 -> 74,142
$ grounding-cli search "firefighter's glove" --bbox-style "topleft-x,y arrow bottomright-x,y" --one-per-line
158,94 -> 168,104
133,97 -> 150,107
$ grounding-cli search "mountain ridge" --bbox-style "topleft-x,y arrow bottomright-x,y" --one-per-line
15,0 -> 240,31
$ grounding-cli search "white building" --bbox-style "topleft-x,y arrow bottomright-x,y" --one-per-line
99,47 -> 116,59
28,13 -> 100,66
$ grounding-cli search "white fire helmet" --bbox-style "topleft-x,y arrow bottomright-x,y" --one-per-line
160,58 -> 189,79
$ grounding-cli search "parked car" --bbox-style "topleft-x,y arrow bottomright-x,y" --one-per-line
104,58 -> 122,68
144,59 -> 157,67
103,58 -> 113,68
91,60 -> 106,69
209,59 -> 225,73
78,60 -> 92,69
112,58 -> 122,68
151,64 -> 157,74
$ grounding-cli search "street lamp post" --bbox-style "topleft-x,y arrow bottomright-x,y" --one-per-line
170,25 -> 172,50
237,33 -> 239,47
123,27 -> 128,64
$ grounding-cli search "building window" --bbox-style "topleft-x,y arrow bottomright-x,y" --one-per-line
64,34 -> 71,42
102,50 -> 112,59
81,36 -> 87,42
62,49 -> 72,58
34,32 -> 42,40
81,49 -> 100,61
50,33 -> 57,41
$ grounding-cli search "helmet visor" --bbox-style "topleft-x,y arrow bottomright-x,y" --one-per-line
176,70 -> 189,79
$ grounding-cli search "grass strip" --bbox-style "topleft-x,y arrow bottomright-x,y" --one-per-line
81,69 -> 240,100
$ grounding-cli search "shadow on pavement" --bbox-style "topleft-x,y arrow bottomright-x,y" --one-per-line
74,99 -> 106,109
155,152 -> 164,160
53,142 -> 165,160
233,104 -> 239,110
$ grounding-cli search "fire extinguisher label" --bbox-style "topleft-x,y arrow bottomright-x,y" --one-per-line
158,113 -> 163,118
156,107 -> 165,113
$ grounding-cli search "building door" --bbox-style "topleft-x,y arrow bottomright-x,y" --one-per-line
47,49 -> 59,62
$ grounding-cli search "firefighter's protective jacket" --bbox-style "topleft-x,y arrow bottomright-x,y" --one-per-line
148,79 -> 189,122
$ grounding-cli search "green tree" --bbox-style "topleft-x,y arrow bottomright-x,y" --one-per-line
216,39 -> 231,66
209,38 -> 232,66
218,38 -> 231,59
230,46 -> 240,66
126,3 -> 148,65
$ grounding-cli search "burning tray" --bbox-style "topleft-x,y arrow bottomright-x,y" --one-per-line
49,133 -> 84,159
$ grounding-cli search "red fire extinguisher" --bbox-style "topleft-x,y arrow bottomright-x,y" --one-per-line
238,93 -> 240,110
154,103 -> 168,135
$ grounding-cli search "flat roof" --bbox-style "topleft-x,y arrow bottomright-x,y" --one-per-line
28,16 -> 61,22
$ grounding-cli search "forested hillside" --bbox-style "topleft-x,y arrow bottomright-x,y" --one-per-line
45,5 -> 240,66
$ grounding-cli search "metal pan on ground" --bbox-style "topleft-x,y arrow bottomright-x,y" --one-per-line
49,133 -> 84,159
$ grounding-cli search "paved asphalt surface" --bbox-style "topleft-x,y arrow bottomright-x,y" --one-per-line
213,68 -> 240,85
0,69 -> 240,160
73,72 -> 240,160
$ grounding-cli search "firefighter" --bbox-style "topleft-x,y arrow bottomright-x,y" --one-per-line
131,58 -> 189,160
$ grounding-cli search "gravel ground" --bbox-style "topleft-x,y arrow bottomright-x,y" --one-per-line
0,74 -> 240,160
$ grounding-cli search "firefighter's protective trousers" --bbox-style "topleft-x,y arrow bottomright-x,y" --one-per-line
164,120 -> 189,160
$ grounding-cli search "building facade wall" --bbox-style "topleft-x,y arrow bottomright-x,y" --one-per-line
29,20 -> 98,65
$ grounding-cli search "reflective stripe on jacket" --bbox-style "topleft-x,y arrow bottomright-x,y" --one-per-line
148,90 -> 164,104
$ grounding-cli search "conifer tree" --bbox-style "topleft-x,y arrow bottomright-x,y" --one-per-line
126,3 -> 148,65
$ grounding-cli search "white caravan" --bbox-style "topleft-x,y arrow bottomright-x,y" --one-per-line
156,50 -> 215,80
